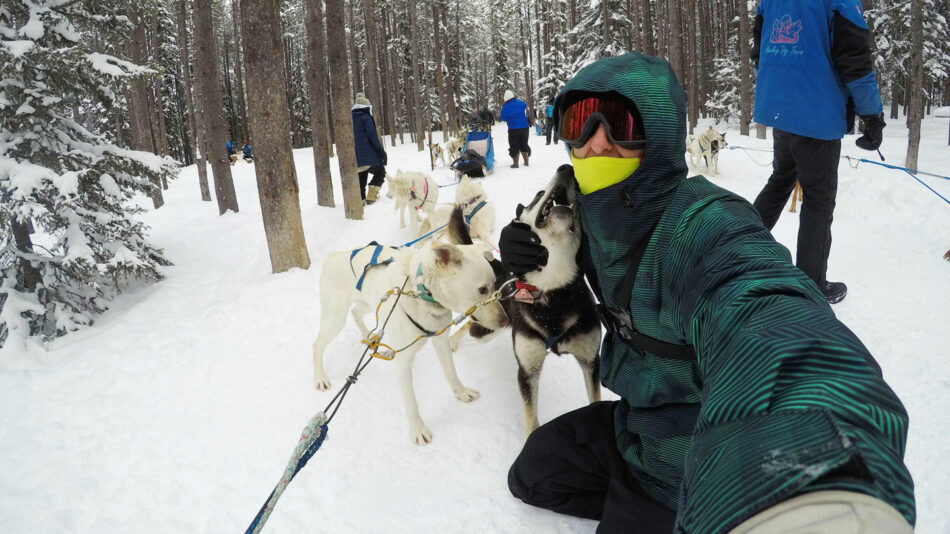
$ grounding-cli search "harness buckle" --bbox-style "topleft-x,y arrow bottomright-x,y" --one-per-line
596,304 -> 636,343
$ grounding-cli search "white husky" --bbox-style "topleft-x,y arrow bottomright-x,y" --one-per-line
445,135 -> 465,162
419,175 -> 496,244
686,125 -> 728,175
386,170 -> 439,236
312,209 -> 508,445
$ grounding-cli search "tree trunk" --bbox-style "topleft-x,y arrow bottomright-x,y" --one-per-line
739,0 -> 752,136
326,0 -> 364,219
362,0 -> 382,120
377,9 -> 397,145
347,0 -> 362,100
128,9 -> 164,209
240,0 -> 311,272
178,0 -> 211,201
905,0 -> 924,171
432,0 -> 448,141
305,0 -> 335,207
441,1 -> 459,133
150,14 -> 171,160
641,0 -> 655,55
12,219 -> 40,292
232,0 -> 249,142
756,122 -> 767,139
409,0 -> 424,151
193,0 -> 239,214
686,0 -> 698,133
667,0 -> 684,82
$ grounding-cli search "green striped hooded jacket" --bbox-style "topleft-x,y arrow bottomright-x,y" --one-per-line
554,53 -> 915,532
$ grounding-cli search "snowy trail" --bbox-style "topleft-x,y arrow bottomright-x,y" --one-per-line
2,118 -> 949,533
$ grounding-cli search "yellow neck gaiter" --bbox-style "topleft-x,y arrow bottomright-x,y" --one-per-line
570,152 -> 642,194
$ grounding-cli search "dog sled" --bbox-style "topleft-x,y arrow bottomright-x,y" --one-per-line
450,117 -> 495,178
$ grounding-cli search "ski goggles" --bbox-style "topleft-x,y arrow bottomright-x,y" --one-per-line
556,94 -> 646,149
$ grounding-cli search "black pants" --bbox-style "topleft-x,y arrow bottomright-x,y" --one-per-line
545,117 -> 557,145
357,165 -> 385,199
508,127 -> 531,158
508,401 -> 677,534
752,129 -> 841,286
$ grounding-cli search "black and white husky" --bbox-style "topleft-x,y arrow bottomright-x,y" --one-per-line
458,165 -> 602,435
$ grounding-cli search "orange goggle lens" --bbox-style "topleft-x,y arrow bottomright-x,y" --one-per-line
558,96 -> 646,149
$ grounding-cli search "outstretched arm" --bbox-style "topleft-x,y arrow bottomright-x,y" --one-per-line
830,3 -> 883,117
668,197 -> 914,532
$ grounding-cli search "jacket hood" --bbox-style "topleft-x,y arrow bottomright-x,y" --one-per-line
554,53 -> 689,301
351,104 -> 372,112
554,53 -> 687,219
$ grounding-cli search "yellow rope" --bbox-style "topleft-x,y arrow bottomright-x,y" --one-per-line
359,284 -> 512,361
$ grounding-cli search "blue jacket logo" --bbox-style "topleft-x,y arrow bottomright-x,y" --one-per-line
770,14 -> 802,44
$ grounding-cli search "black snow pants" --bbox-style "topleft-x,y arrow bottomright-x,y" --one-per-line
545,117 -> 557,145
357,165 -> 386,199
508,127 -> 531,158
753,129 -> 841,286
508,401 -> 676,534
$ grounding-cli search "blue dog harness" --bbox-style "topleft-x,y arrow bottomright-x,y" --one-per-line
464,200 -> 486,225
350,241 -> 394,291
349,242 -> 437,303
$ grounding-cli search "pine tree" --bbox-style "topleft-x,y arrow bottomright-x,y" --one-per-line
1,0 -> 176,348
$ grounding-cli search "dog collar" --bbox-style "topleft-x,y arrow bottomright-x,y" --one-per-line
460,195 -> 483,209
410,180 -> 430,210
415,264 -> 437,303
513,281 -> 542,304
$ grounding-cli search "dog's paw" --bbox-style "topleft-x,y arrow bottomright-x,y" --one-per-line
410,425 -> 433,445
314,377 -> 331,391
454,387 -> 480,402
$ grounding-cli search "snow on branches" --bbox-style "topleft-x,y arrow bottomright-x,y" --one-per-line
1,0 -> 176,349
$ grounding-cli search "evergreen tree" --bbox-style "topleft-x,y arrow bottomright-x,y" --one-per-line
537,0 -> 570,101
567,0 -> 631,73
0,0 -> 177,348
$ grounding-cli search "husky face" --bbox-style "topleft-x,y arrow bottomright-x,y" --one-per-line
422,207 -> 507,329
515,165 -> 581,290
456,175 -> 486,205
421,242 -> 507,329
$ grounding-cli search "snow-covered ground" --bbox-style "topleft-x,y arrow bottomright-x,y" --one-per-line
2,116 -> 949,533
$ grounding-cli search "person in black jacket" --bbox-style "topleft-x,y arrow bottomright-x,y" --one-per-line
351,92 -> 388,204
750,0 -> 886,304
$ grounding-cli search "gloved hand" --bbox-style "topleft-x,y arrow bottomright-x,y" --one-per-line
499,221 -> 548,275
380,151 -> 388,166
856,113 -> 885,151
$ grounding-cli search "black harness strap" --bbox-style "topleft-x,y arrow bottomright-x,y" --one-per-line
404,311 -> 437,336
599,227 -> 697,361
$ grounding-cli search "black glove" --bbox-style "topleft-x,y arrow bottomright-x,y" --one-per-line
380,151 -> 388,166
856,113 -> 885,151
499,221 -> 548,275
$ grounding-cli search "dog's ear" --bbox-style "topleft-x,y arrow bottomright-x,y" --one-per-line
515,204 -> 525,220
478,243 -> 495,262
446,206 -> 473,245
431,243 -> 463,271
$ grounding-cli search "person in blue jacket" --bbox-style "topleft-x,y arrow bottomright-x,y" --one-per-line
499,89 -> 531,168
351,92 -> 387,204
544,96 -> 557,146
751,0 -> 885,304
242,140 -> 253,161
226,140 -> 235,157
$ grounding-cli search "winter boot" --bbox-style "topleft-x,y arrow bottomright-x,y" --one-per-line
511,153 -> 520,168
521,152 -> 530,167
820,281 -> 847,304
366,185 -> 380,205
